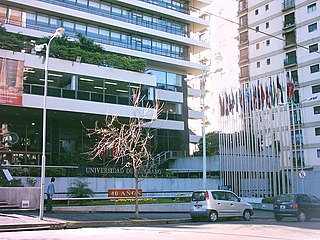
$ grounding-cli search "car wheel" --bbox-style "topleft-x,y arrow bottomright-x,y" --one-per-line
297,211 -> 306,222
243,210 -> 251,221
208,211 -> 218,222
274,215 -> 283,221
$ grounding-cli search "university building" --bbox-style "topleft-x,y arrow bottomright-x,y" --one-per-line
0,0 -> 212,168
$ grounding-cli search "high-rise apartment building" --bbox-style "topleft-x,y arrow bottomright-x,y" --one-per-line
0,0 -> 211,166
226,0 -> 320,196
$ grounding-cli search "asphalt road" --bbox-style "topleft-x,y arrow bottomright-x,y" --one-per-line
0,218 -> 319,240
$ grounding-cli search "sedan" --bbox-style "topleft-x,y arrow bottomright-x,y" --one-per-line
273,193 -> 320,222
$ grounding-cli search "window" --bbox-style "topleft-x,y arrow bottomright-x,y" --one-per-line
256,43 -> 260,50
88,0 -> 100,10
77,0 -> 88,7
267,58 -> 271,65
265,4 -> 269,11
36,14 -> 49,26
75,23 -> 86,35
257,61 -> 260,68
317,149 -> 320,158
255,9 -> 259,15
312,84 -> 320,94
266,39 -> 270,46
316,127 -> 320,136
314,106 -> 320,114
307,3 -> 317,13
309,43 -> 318,53
310,64 -> 319,73
266,22 -> 269,29
255,26 -> 259,32
308,23 -> 317,32
239,15 -> 247,27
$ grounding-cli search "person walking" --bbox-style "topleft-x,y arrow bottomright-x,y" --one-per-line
46,177 -> 55,213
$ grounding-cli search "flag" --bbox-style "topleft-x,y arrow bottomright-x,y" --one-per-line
266,84 -> 271,108
229,91 -> 235,113
287,74 -> 294,103
225,92 -> 229,116
276,75 -> 284,104
219,94 -> 224,116
239,88 -> 243,110
260,82 -> 265,109
235,90 -> 239,112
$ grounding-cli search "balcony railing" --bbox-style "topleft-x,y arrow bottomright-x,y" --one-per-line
283,0 -> 295,10
284,56 -> 297,66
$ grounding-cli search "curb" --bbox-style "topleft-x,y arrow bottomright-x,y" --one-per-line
65,218 -> 192,229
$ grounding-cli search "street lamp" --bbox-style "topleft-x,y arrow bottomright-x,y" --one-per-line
35,27 -> 65,220
201,64 -> 209,190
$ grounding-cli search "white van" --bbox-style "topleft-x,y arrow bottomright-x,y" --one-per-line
190,190 -> 253,222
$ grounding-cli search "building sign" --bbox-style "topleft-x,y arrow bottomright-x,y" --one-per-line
108,189 -> 142,197
79,166 -> 163,177
0,58 -> 24,106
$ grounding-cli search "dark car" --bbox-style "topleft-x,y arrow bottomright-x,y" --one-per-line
273,193 -> 320,222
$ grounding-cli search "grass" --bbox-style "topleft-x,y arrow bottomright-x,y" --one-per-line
54,197 -> 191,207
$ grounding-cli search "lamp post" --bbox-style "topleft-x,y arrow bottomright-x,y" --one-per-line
36,27 -> 65,220
201,64 -> 208,190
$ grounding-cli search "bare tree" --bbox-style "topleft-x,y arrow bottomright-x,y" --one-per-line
85,89 -> 161,219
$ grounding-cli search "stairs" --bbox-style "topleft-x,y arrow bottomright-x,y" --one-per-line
150,151 -> 186,167
0,201 -> 19,211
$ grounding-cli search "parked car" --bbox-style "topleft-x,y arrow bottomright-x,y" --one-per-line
273,193 -> 320,222
190,190 -> 253,222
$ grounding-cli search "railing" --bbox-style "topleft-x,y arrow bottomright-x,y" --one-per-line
151,151 -> 186,166
284,56 -> 297,66
2,19 -> 190,61
24,84 -> 135,106
283,0 -> 295,10
38,0 -> 189,38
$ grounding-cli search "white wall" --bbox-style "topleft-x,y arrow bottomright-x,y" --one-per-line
17,177 -> 220,198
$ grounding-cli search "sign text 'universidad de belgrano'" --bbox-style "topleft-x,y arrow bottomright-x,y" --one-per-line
79,166 -> 162,176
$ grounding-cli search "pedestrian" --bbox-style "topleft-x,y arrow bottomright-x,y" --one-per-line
46,177 -> 55,213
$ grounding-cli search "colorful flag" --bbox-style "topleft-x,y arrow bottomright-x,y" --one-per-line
260,82 -> 265,109
225,92 -> 229,116
219,94 -> 224,116
266,84 -> 271,108
276,75 -> 284,104
287,74 -> 295,103
235,90 -> 239,112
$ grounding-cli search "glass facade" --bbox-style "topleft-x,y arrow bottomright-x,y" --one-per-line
0,5 -> 190,60
37,0 -> 189,37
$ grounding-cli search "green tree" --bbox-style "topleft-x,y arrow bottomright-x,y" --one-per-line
67,180 -> 94,198
194,131 -> 220,156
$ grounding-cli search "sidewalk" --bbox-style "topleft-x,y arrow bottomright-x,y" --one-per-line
0,209 -> 274,232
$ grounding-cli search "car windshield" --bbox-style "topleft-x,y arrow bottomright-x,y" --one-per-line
278,194 -> 295,202
192,192 -> 206,201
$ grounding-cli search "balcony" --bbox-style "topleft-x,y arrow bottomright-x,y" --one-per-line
238,0 -> 248,15
282,0 -> 295,11
284,56 -> 297,67
283,31 -> 296,49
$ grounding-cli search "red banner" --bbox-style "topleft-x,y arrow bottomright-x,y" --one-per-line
0,58 -> 24,106
108,189 -> 142,197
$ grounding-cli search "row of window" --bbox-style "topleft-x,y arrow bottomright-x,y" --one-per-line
0,6 -> 190,60
23,67 -> 184,115
140,0 -> 189,14
253,1 -> 317,15
38,0 -> 189,37
256,59 -> 319,74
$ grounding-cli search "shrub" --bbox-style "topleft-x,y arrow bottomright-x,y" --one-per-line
67,180 -> 94,198
262,196 -> 279,204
